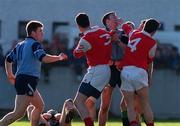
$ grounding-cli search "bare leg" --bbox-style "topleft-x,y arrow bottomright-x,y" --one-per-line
120,93 -> 127,112
136,87 -> 154,124
30,90 -> 45,126
0,95 -> 30,126
134,95 -> 143,124
74,92 -> 94,126
86,97 -> 96,121
98,86 -> 113,126
74,92 -> 89,120
121,90 -> 136,122
120,92 -> 130,126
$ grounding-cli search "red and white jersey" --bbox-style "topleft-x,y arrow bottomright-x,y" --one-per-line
73,27 -> 112,66
122,24 -> 157,70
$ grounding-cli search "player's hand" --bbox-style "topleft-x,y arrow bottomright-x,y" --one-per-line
59,53 -> 68,60
7,75 -> 15,85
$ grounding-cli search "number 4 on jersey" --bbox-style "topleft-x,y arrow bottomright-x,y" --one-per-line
127,38 -> 141,52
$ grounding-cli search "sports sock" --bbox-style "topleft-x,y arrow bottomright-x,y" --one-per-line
122,111 -> 130,126
130,120 -> 139,126
84,117 -> 94,126
141,114 -> 147,124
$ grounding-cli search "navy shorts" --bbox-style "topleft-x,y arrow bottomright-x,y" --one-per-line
109,64 -> 121,88
15,74 -> 39,96
78,82 -> 101,99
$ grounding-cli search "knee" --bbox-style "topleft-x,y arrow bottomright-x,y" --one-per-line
86,98 -> 95,109
65,98 -> 73,103
64,99 -> 74,108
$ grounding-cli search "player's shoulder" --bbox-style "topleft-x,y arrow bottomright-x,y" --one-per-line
32,41 -> 43,52
87,26 -> 107,35
32,41 -> 41,48
13,40 -> 25,49
83,26 -> 99,37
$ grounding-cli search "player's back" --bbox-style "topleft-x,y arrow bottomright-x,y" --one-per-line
122,31 -> 156,70
14,37 -> 42,78
83,28 -> 112,66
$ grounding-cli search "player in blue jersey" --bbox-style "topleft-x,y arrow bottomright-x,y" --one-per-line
0,20 -> 68,126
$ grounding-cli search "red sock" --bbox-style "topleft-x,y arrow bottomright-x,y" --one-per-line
147,123 -> 154,126
130,120 -> 139,126
84,117 -> 94,126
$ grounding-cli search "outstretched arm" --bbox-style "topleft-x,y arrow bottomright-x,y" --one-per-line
32,42 -> 68,63
42,53 -> 68,63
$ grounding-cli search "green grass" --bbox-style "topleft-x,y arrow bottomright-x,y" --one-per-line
9,120 -> 180,126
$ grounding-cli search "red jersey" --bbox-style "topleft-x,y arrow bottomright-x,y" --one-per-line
73,27 -> 112,66
122,24 -> 157,70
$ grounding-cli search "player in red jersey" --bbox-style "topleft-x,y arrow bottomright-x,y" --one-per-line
121,18 -> 160,126
73,13 -> 119,126
122,20 -> 147,125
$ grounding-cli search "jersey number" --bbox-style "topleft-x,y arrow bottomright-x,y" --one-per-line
127,38 -> 141,52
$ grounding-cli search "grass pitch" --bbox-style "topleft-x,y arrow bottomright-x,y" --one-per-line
10,120 -> 180,126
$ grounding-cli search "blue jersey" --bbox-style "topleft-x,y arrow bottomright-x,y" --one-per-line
111,29 -> 125,61
6,37 -> 46,78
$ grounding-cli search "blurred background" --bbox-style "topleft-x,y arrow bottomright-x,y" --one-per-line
0,0 -> 180,119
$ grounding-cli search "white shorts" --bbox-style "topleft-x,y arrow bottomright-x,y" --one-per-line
81,64 -> 111,92
120,66 -> 148,92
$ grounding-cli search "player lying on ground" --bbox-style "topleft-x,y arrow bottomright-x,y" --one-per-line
27,99 -> 76,126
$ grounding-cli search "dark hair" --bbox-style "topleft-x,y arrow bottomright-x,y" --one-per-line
102,11 -> 115,27
75,13 -> 90,28
144,18 -> 159,33
26,20 -> 43,36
